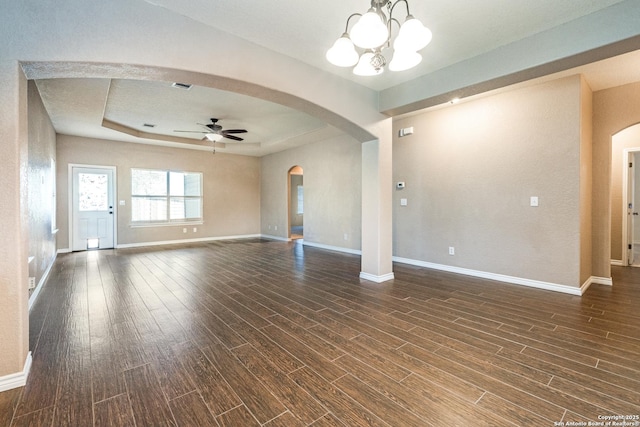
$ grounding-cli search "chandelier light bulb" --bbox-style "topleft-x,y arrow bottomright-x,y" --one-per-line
326,34 -> 360,67
389,50 -> 422,71
395,16 -> 432,52
353,52 -> 384,76
350,8 -> 389,49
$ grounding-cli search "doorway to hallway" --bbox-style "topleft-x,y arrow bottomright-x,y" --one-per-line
288,166 -> 303,240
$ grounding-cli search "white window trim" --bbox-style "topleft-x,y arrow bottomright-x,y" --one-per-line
131,168 -> 203,224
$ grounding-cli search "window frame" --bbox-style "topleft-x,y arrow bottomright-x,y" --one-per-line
130,168 -> 203,225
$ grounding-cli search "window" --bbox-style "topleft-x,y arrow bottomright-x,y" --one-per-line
131,169 -> 202,223
297,185 -> 304,215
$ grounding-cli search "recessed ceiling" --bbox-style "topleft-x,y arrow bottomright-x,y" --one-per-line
35,78 -> 343,156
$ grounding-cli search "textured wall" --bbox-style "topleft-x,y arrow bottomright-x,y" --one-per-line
579,77 -> 593,285
261,134 -> 362,250
56,135 -> 261,248
27,81 -> 58,297
0,63 -> 29,378
393,76 -> 584,287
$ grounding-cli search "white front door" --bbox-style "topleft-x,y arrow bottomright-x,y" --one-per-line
71,166 -> 115,251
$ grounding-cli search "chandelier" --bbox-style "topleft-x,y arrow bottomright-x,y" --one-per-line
326,0 -> 432,76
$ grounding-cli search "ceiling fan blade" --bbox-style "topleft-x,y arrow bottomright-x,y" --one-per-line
223,134 -> 244,141
222,129 -> 247,134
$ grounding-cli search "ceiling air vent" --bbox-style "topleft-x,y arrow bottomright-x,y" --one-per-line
171,82 -> 192,90
143,123 -> 156,128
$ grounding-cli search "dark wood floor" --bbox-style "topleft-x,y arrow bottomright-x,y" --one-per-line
2,239 -> 640,426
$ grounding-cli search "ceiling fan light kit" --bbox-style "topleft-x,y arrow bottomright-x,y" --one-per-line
205,132 -> 223,142
326,0 -> 432,75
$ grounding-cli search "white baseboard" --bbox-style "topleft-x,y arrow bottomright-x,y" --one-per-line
116,234 -> 262,249
393,256 -> 584,296
587,276 -> 613,287
611,259 -> 623,266
0,352 -> 32,392
303,241 -> 362,256
360,272 -> 395,283
29,253 -> 57,311
57,248 -> 71,254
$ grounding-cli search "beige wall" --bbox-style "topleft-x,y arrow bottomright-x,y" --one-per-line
579,77 -> 593,285
393,76 -> 585,287
610,124 -> 640,261
593,81 -> 640,276
56,136 -> 260,249
0,63 -> 29,379
261,135 -> 362,250
27,81 -> 58,297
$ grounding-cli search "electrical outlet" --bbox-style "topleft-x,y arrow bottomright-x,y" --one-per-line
183,228 -> 187,233
28,277 -> 36,289
275,225 -> 278,231
193,227 -> 197,232
344,233 -> 348,240
448,247 -> 455,255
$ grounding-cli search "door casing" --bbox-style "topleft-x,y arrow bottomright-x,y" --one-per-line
622,149 -> 640,266
68,164 -> 117,251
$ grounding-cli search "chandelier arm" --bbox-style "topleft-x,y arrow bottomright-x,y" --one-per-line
388,17 -> 402,39
389,0 -> 410,19
344,13 -> 362,33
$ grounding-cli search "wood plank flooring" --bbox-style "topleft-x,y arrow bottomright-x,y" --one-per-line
2,238 -> 640,426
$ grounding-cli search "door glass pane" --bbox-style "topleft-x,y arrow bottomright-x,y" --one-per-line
78,173 -> 108,211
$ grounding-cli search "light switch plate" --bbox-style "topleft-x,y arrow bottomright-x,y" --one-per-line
400,198 -> 408,206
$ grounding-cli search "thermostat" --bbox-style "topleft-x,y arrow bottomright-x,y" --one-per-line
396,182 -> 405,189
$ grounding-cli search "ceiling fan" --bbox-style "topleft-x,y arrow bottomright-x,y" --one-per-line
174,118 -> 248,142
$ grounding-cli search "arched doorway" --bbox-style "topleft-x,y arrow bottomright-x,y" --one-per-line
288,166 -> 303,240
611,123 -> 640,267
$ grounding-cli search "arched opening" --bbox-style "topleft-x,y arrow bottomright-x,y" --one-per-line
288,166 -> 303,240
611,123 -> 640,267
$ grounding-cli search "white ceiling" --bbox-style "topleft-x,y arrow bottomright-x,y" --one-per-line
34,0 -> 640,156
143,0 -> 627,91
